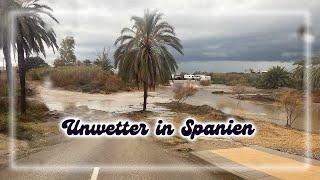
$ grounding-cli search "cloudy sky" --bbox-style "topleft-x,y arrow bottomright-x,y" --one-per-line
3,0 -> 320,72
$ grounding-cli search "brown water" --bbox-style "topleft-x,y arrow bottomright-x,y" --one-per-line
168,85 -> 320,132
39,79 -> 320,132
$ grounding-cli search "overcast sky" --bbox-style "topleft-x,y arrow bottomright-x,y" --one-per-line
3,0 -> 320,71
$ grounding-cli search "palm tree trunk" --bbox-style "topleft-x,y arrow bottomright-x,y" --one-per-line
3,34 -> 14,100
143,81 -> 148,111
17,40 -> 26,119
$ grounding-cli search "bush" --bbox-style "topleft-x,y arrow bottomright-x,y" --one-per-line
279,90 -> 302,127
258,66 -> 291,89
27,67 -> 52,81
200,80 -> 210,86
0,98 -> 48,118
0,115 -> 43,140
50,66 -> 124,93
231,84 -> 246,99
0,98 -> 49,140
173,82 -> 198,103
25,56 -> 49,71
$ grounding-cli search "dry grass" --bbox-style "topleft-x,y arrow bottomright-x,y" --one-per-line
199,80 -> 210,86
27,67 -> 52,81
237,120 -> 320,158
173,82 -> 198,103
157,102 -> 231,120
50,66 -> 125,93
156,102 -> 320,159
120,110 -> 156,121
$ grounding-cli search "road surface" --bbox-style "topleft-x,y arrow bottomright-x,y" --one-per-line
0,137 -> 240,179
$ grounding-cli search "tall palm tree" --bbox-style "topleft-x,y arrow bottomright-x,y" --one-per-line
1,0 -> 59,118
0,0 -> 15,93
114,10 -> 183,111
293,57 -> 320,90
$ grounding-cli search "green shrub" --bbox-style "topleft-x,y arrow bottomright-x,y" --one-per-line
25,56 -> 49,71
0,98 -> 48,119
0,115 -> 43,141
258,66 -> 291,89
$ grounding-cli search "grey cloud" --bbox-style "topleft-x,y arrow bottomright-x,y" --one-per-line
36,0 -> 320,65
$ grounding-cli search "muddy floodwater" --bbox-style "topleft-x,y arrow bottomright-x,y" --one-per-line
159,83 -> 320,133
39,80 -> 320,132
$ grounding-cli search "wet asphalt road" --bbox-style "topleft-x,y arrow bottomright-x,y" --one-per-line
0,138 -> 240,180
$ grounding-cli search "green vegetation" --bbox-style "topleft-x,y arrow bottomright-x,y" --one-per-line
0,77 -> 50,140
206,59 -> 320,92
114,10 -> 183,111
25,56 -> 49,71
204,66 -> 293,89
83,59 -> 92,66
94,48 -> 113,72
292,56 -> 320,90
54,36 -> 76,67
258,66 -> 290,89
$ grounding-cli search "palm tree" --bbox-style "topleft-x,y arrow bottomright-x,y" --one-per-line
114,10 -> 183,111
0,0 -> 16,93
293,57 -> 320,90
1,0 -> 59,119
262,66 -> 290,89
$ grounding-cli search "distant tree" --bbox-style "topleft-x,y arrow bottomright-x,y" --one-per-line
25,56 -> 48,71
83,59 -> 92,66
59,36 -> 76,65
53,58 -> 65,67
260,66 -> 290,89
292,57 -> 320,90
94,48 -> 112,71
76,60 -> 83,66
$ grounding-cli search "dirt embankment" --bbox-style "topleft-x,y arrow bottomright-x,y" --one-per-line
153,102 -> 320,160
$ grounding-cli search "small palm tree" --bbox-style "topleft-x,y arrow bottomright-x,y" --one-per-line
114,10 -> 183,111
1,0 -> 59,118
262,66 -> 290,89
